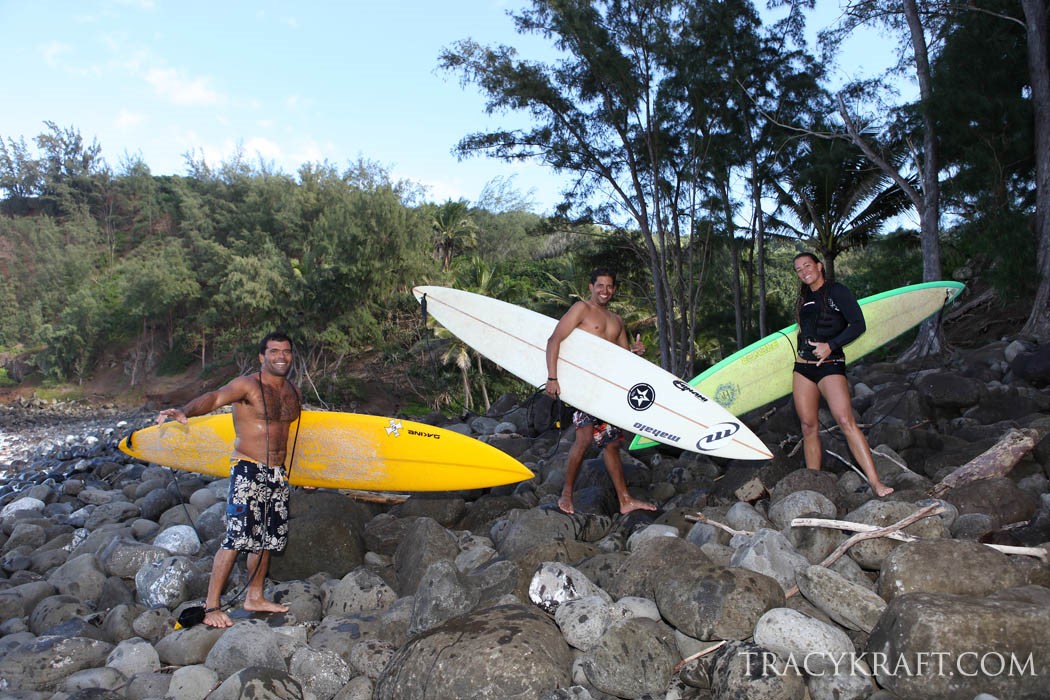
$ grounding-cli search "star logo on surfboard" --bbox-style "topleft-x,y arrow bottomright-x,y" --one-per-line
627,383 -> 655,411
386,420 -> 402,437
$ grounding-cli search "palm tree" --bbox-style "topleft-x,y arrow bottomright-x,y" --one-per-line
431,199 -> 478,272
769,136 -> 913,281
433,256 -> 523,411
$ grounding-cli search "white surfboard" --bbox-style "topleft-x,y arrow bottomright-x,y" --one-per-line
413,285 -> 772,461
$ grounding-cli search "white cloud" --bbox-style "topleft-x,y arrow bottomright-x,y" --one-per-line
115,110 -> 145,128
145,67 -> 222,106
243,137 -> 283,162
41,41 -> 71,66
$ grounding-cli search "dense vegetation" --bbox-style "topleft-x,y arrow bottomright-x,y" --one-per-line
1,0 -> 1046,412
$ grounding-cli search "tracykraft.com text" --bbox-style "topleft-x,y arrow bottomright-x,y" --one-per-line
742,651 -> 1038,678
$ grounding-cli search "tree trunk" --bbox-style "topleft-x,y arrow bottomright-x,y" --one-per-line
899,0 -> 946,360
1021,0 -> 1050,341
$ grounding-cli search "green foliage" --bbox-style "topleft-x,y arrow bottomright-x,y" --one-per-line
0,368 -> 14,387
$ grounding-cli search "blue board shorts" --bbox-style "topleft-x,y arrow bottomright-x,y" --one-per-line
573,410 -> 625,450
222,458 -> 290,552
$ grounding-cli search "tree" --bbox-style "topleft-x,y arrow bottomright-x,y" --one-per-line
430,199 -> 478,272
1019,0 -> 1050,339
441,0 -> 806,374
823,0 -> 952,357
769,134 -> 912,280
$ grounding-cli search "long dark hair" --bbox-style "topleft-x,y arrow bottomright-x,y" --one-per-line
793,252 -> 831,327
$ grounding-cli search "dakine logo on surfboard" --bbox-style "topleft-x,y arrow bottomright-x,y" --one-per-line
627,383 -> 655,411
696,422 -> 741,452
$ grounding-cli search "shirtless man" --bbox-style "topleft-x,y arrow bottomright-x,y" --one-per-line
545,269 -> 657,515
156,331 -> 300,627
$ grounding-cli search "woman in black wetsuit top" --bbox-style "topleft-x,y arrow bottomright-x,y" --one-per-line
792,252 -> 894,498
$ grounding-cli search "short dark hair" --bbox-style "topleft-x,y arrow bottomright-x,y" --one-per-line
590,267 -> 617,285
258,331 -> 294,355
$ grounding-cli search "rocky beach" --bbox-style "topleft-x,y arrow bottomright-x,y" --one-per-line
1,337 -> 1049,700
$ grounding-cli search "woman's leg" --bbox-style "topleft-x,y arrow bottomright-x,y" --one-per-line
818,374 -> 894,497
793,371 -> 824,470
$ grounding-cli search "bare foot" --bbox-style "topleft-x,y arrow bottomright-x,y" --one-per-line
204,609 -> 233,628
873,484 -> 894,498
557,494 -> 575,514
619,497 -> 657,515
244,598 -> 289,614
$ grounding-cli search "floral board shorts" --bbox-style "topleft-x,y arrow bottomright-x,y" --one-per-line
573,410 -> 624,450
222,459 -> 290,552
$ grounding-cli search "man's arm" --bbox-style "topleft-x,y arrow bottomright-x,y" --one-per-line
156,376 -> 252,425
545,302 -> 587,396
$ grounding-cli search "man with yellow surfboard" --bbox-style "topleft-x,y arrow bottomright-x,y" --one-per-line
155,331 -> 298,628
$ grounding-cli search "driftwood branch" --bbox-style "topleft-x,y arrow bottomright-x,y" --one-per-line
929,428 -> 1039,497
674,640 -> 727,675
784,503 -> 945,598
686,513 -> 752,539
790,516 -> 1047,562
871,446 -> 923,477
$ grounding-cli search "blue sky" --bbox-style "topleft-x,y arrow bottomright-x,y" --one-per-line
1,1 -> 901,214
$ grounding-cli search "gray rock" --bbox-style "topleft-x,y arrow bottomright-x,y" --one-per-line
877,538 -> 1027,601
490,507 -> 580,559
768,490 -> 837,530
392,495 -> 467,528
0,580 -> 56,619
579,617 -> 678,698
553,594 -> 613,651
408,558 -> 482,636
392,516 -> 459,595
125,670 -> 172,699
625,523 -> 679,550
729,528 -> 811,592
206,666 -> 305,700
843,500 -> 949,570
343,638 -> 394,683
373,604 -> 573,699
606,535 -> 711,600
655,565 -> 784,640
754,607 -> 856,675
97,536 -> 169,578
166,664 -> 220,700
725,501 -> 774,532
0,635 -> 114,691
151,523 -> 201,555
710,639 -> 806,700
105,636 -> 160,678
27,594 -> 92,635
85,500 -> 141,529
287,644 -> 353,700
205,620 -> 286,678
272,578 -> 325,623
528,561 -> 611,615
134,554 -> 199,608
60,666 -> 128,694
322,567 -> 398,616
867,589 -> 1050,700
154,623 -> 226,666
795,564 -> 886,633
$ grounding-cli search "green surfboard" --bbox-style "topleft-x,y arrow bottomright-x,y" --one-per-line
629,281 -> 965,451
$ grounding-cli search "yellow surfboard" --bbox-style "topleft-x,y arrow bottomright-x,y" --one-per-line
118,410 -> 533,491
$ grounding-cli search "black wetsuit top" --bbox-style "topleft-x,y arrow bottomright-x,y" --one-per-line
796,282 -> 865,361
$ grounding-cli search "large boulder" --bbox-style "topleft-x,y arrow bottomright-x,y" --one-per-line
373,604 -> 572,699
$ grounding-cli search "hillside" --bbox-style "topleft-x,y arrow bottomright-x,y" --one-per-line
0,280 -> 1036,417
